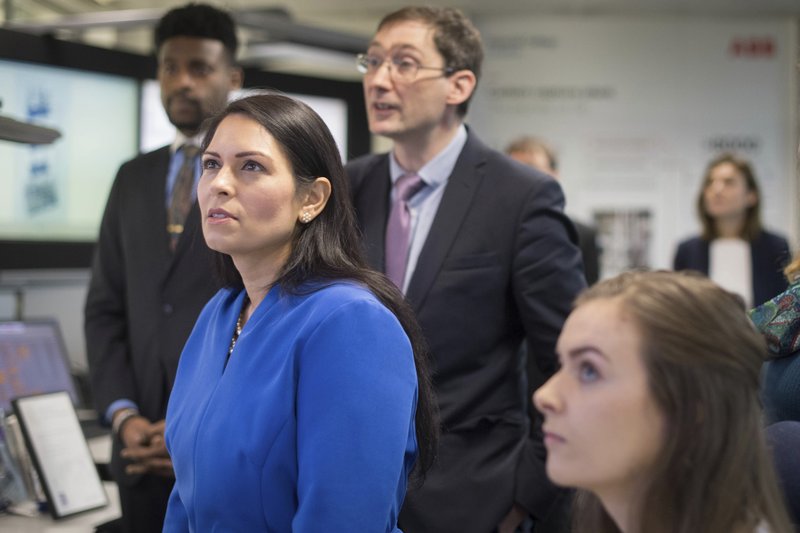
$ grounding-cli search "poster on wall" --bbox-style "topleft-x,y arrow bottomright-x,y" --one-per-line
594,208 -> 652,278
470,15 -> 797,274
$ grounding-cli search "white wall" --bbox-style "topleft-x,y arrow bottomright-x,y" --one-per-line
470,14 -> 798,277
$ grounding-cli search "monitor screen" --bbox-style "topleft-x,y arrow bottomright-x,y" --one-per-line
0,320 -> 79,413
140,81 -> 349,160
0,58 -> 139,241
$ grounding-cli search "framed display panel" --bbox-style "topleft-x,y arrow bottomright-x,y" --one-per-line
12,391 -> 107,518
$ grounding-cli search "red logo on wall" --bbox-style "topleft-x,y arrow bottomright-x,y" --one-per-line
729,37 -> 775,58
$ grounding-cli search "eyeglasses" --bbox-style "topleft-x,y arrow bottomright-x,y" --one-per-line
356,53 -> 455,82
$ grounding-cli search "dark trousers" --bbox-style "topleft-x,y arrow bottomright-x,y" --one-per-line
116,474 -> 174,533
110,432 -> 173,533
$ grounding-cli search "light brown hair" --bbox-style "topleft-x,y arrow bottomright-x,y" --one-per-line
571,271 -> 792,533
783,254 -> 800,282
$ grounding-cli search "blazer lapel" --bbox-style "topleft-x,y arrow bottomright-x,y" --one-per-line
406,134 -> 487,311
697,239 -> 710,275
354,156 -> 391,271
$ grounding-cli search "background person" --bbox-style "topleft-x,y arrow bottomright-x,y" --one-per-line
506,135 -> 601,285
346,6 -> 586,532
673,152 -> 789,307
163,93 -> 438,531
534,270 -> 793,533
83,4 -> 242,531
750,257 -> 800,529
750,258 -> 800,425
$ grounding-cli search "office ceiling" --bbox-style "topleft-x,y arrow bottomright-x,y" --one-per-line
3,0 -> 800,79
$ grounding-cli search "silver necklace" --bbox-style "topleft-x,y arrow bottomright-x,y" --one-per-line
228,304 -> 247,356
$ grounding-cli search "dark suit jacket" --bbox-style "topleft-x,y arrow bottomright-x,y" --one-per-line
84,146 -> 219,488
673,230 -> 789,306
574,220 -> 600,285
347,132 -> 586,533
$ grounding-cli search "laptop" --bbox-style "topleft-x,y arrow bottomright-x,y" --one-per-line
0,319 -> 111,486
0,319 -> 81,415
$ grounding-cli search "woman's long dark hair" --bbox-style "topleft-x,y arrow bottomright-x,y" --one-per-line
200,92 -> 438,479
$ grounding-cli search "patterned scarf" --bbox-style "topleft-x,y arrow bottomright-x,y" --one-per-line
749,281 -> 800,358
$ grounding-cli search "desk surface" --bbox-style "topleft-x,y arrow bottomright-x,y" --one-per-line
0,433 -> 118,532
0,481 -> 120,532
87,435 -> 111,466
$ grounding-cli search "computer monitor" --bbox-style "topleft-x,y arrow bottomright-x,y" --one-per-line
0,319 -> 80,413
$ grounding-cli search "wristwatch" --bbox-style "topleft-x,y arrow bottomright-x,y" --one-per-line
111,407 -> 140,438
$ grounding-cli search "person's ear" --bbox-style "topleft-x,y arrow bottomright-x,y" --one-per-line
228,66 -> 244,91
297,177 -> 332,224
445,69 -> 477,108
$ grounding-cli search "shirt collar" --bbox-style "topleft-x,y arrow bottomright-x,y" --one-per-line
389,124 -> 468,188
170,131 -> 206,154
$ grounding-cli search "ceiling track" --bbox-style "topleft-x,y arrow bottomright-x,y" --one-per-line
3,6 -> 368,54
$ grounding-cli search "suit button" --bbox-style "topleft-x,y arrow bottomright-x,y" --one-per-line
163,303 -> 173,315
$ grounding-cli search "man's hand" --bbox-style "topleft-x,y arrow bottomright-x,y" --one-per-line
119,418 -> 174,477
497,503 -> 528,533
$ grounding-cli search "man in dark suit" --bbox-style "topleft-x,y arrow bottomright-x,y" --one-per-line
346,7 -> 586,532
84,4 -> 242,532
505,136 -> 601,285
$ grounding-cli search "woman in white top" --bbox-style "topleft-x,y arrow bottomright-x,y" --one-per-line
673,152 -> 789,307
534,271 -> 792,533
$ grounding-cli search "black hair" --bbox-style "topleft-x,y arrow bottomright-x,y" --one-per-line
154,3 -> 238,62
201,93 -> 439,480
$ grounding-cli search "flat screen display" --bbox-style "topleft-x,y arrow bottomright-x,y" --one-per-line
0,59 -> 139,241
140,81 -> 349,160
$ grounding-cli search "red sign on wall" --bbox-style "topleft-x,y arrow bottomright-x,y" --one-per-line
729,37 -> 775,58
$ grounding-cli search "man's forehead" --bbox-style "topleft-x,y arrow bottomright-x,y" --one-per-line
158,36 -> 226,59
371,20 -> 436,48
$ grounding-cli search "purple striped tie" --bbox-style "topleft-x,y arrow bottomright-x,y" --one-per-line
385,173 -> 425,289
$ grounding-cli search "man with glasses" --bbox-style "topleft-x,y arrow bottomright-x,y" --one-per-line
346,6 -> 585,533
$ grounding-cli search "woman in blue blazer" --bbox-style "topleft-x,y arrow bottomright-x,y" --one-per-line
673,152 -> 789,307
162,94 -> 438,532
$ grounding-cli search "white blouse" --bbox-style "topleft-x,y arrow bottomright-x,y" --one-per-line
709,238 -> 753,307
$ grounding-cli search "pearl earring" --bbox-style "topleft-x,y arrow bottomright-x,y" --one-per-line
301,211 -> 312,223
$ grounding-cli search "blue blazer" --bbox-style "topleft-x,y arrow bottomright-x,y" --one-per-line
673,230 -> 790,306
164,283 -> 418,532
